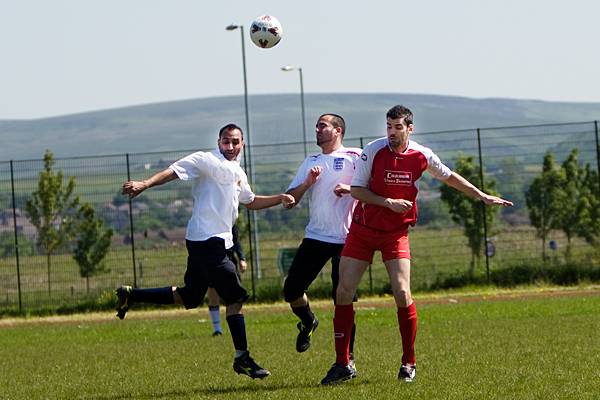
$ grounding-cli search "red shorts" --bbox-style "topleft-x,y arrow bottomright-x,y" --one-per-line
341,223 -> 410,263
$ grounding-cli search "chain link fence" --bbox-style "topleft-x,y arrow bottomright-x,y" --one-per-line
1,121 -> 599,312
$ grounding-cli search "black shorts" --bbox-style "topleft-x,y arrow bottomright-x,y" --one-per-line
225,250 -> 242,278
176,237 -> 249,308
283,238 -> 349,303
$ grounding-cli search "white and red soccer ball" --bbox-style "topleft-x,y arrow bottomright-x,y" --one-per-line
249,15 -> 282,49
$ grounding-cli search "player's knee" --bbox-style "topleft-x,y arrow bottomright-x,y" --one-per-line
336,284 -> 355,304
225,302 -> 243,316
174,287 -> 201,309
283,283 -> 302,303
393,289 -> 412,307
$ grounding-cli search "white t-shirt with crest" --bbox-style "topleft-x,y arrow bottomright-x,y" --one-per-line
287,146 -> 362,244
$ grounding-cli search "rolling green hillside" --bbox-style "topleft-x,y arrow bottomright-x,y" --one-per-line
1,93 -> 600,161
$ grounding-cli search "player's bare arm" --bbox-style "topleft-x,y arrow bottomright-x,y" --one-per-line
443,171 -> 514,207
246,193 -> 296,210
350,186 -> 413,213
122,168 -> 179,199
333,183 -> 351,197
285,166 -> 322,207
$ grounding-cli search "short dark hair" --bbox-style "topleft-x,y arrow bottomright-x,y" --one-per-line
319,113 -> 346,136
386,105 -> 413,126
219,123 -> 244,138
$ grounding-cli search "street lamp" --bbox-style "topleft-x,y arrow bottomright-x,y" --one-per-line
226,23 -> 262,291
226,24 -> 252,177
281,65 -> 308,157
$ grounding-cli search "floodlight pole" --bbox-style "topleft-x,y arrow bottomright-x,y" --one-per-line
281,65 -> 308,157
227,23 -> 261,295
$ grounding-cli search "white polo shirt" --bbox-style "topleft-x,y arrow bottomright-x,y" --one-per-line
169,148 -> 255,248
287,146 -> 362,244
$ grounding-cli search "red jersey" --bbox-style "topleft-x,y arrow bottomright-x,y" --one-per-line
351,137 -> 451,232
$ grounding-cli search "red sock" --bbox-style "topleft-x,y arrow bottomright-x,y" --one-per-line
397,302 -> 417,365
333,304 -> 354,365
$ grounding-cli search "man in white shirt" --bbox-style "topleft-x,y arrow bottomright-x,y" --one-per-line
116,123 -> 295,380
284,114 -> 361,359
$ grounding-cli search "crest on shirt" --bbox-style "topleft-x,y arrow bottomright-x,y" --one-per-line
333,158 -> 344,170
384,170 -> 412,186
361,153 -> 367,161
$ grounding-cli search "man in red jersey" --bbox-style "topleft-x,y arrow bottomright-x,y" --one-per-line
320,105 -> 513,385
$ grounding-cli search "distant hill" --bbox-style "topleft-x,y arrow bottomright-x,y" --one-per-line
2,93 -> 600,161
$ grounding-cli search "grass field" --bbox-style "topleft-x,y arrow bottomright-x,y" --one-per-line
1,288 -> 599,399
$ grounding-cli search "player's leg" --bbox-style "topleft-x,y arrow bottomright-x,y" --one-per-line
283,239 -> 332,352
330,246 -> 357,372
321,256 -> 368,384
322,224 -> 377,385
384,257 -> 413,307
206,287 -> 222,336
117,247 -> 203,319
210,244 -> 269,380
385,257 -> 417,382
115,284 -> 177,319
334,256 -> 369,359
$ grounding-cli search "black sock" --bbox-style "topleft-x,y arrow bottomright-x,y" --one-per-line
349,322 -> 357,355
291,303 -> 315,327
130,287 -> 174,305
226,314 -> 248,352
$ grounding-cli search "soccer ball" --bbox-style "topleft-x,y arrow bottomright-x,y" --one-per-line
249,15 -> 283,49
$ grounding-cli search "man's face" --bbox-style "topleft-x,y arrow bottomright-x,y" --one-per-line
315,116 -> 339,147
218,128 -> 244,161
386,117 -> 413,150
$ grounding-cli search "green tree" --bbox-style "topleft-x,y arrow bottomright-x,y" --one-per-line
575,163 -> 600,244
525,152 -> 566,260
0,232 -> 35,257
73,203 -> 113,293
557,150 -> 600,251
25,150 -> 80,295
497,157 -> 527,216
559,150 -> 581,258
440,154 -> 500,274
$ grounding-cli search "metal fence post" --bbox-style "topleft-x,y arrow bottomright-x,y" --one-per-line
125,154 -> 138,288
595,121 -> 599,195
359,136 -> 374,294
476,128 -> 490,283
245,208 -> 256,300
10,160 -> 22,313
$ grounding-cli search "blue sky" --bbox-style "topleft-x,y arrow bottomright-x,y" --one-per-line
1,0 -> 599,119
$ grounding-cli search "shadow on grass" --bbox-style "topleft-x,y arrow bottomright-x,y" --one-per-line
87,378 -> 375,399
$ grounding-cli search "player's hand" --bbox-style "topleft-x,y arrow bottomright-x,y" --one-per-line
333,183 -> 351,197
384,198 -> 413,213
281,193 -> 296,209
481,194 -> 513,207
304,166 -> 322,186
122,180 -> 147,199
239,259 -> 248,273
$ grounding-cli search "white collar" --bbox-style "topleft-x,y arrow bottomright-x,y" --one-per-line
213,147 -> 242,164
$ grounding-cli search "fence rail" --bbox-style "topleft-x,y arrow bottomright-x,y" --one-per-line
1,120 -> 599,312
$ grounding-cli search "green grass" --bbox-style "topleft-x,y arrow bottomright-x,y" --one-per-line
1,291 -> 599,399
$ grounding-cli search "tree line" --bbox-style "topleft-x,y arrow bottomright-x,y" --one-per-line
23,150 -> 113,294
10,147 -> 600,293
439,149 -> 599,271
